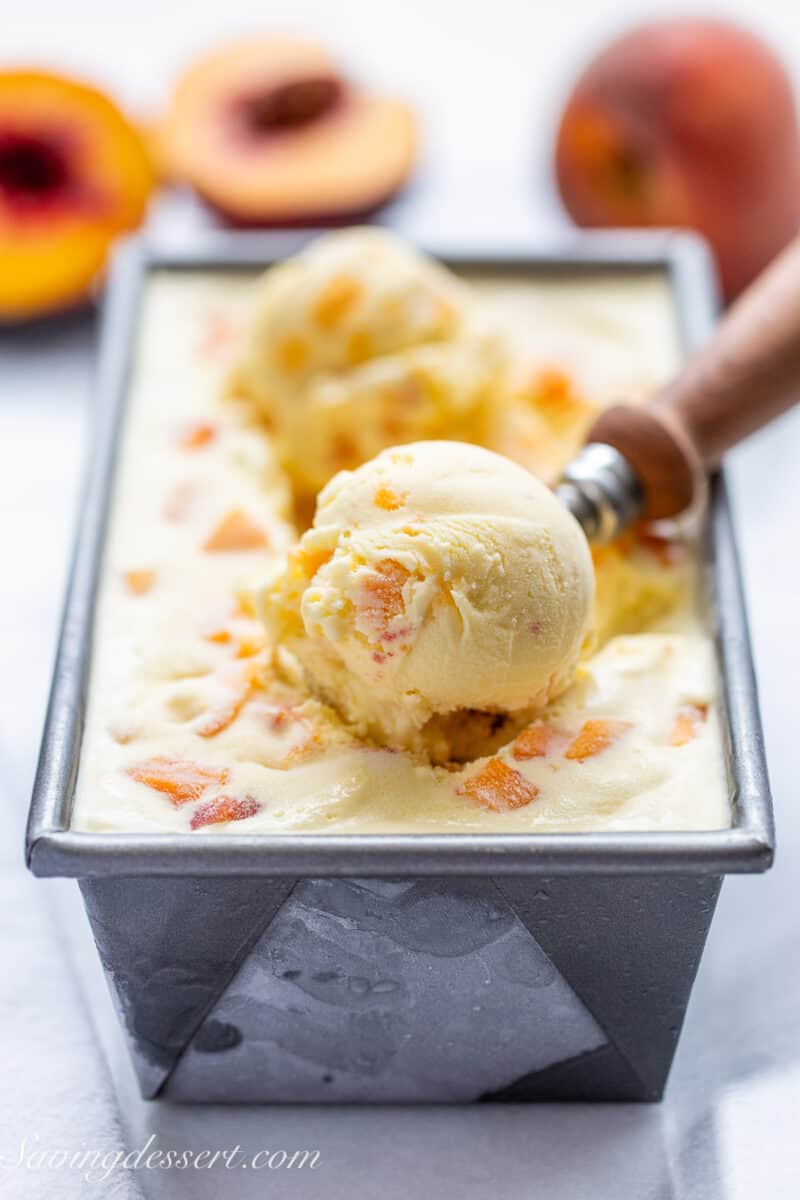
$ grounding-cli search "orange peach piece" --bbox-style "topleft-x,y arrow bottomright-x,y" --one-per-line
194,686 -> 252,738
458,758 -> 540,813
564,718 -> 633,762
179,420 -> 217,450
0,70 -> 153,321
373,485 -> 406,511
669,703 -> 709,747
203,509 -> 268,552
312,274 -> 362,329
123,568 -> 155,595
527,368 -> 591,430
127,756 -> 229,806
296,545 -> 334,580
190,793 -> 260,829
512,723 -> 568,761
357,559 -> 410,632
202,619 -> 234,645
534,367 -> 571,400
274,334 -> 309,373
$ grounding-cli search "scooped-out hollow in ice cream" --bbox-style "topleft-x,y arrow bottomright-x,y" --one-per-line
263,441 -> 595,761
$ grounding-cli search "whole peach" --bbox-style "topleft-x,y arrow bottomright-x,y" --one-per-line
554,19 -> 800,299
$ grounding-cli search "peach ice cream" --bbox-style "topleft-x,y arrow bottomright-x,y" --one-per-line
70,259 -> 730,836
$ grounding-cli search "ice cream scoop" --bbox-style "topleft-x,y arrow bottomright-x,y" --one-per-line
263,441 -> 594,754
557,234 -> 800,541
237,228 -> 502,504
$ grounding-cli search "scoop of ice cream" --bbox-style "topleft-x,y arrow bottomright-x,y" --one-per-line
263,441 -> 594,755
275,337 -> 501,498
239,227 -> 471,410
236,228 -> 505,503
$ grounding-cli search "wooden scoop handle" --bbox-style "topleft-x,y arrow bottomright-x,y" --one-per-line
586,235 -> 800,519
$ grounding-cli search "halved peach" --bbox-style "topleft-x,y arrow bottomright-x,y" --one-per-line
0,70 -> 153,321
158,38 -> 416,224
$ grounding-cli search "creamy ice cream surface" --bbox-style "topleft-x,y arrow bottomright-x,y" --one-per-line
264,441 -> 594,755
71,244 -> 730,835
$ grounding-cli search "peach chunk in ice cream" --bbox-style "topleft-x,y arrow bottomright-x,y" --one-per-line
263,441 -> 594,756
127,757 -> 230,807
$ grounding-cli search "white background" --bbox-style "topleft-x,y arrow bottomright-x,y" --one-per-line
2,2 -> 800,1197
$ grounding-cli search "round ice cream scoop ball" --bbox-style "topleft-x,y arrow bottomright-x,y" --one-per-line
264,441 -> 595,752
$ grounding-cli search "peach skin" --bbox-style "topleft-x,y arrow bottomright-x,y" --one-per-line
0,70 -> 153,321
554,19 -> 800,299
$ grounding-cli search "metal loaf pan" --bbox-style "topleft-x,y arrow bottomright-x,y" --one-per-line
26,231 -> 774,1103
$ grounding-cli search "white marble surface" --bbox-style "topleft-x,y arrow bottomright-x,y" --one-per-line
3,1 -> 800,1196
